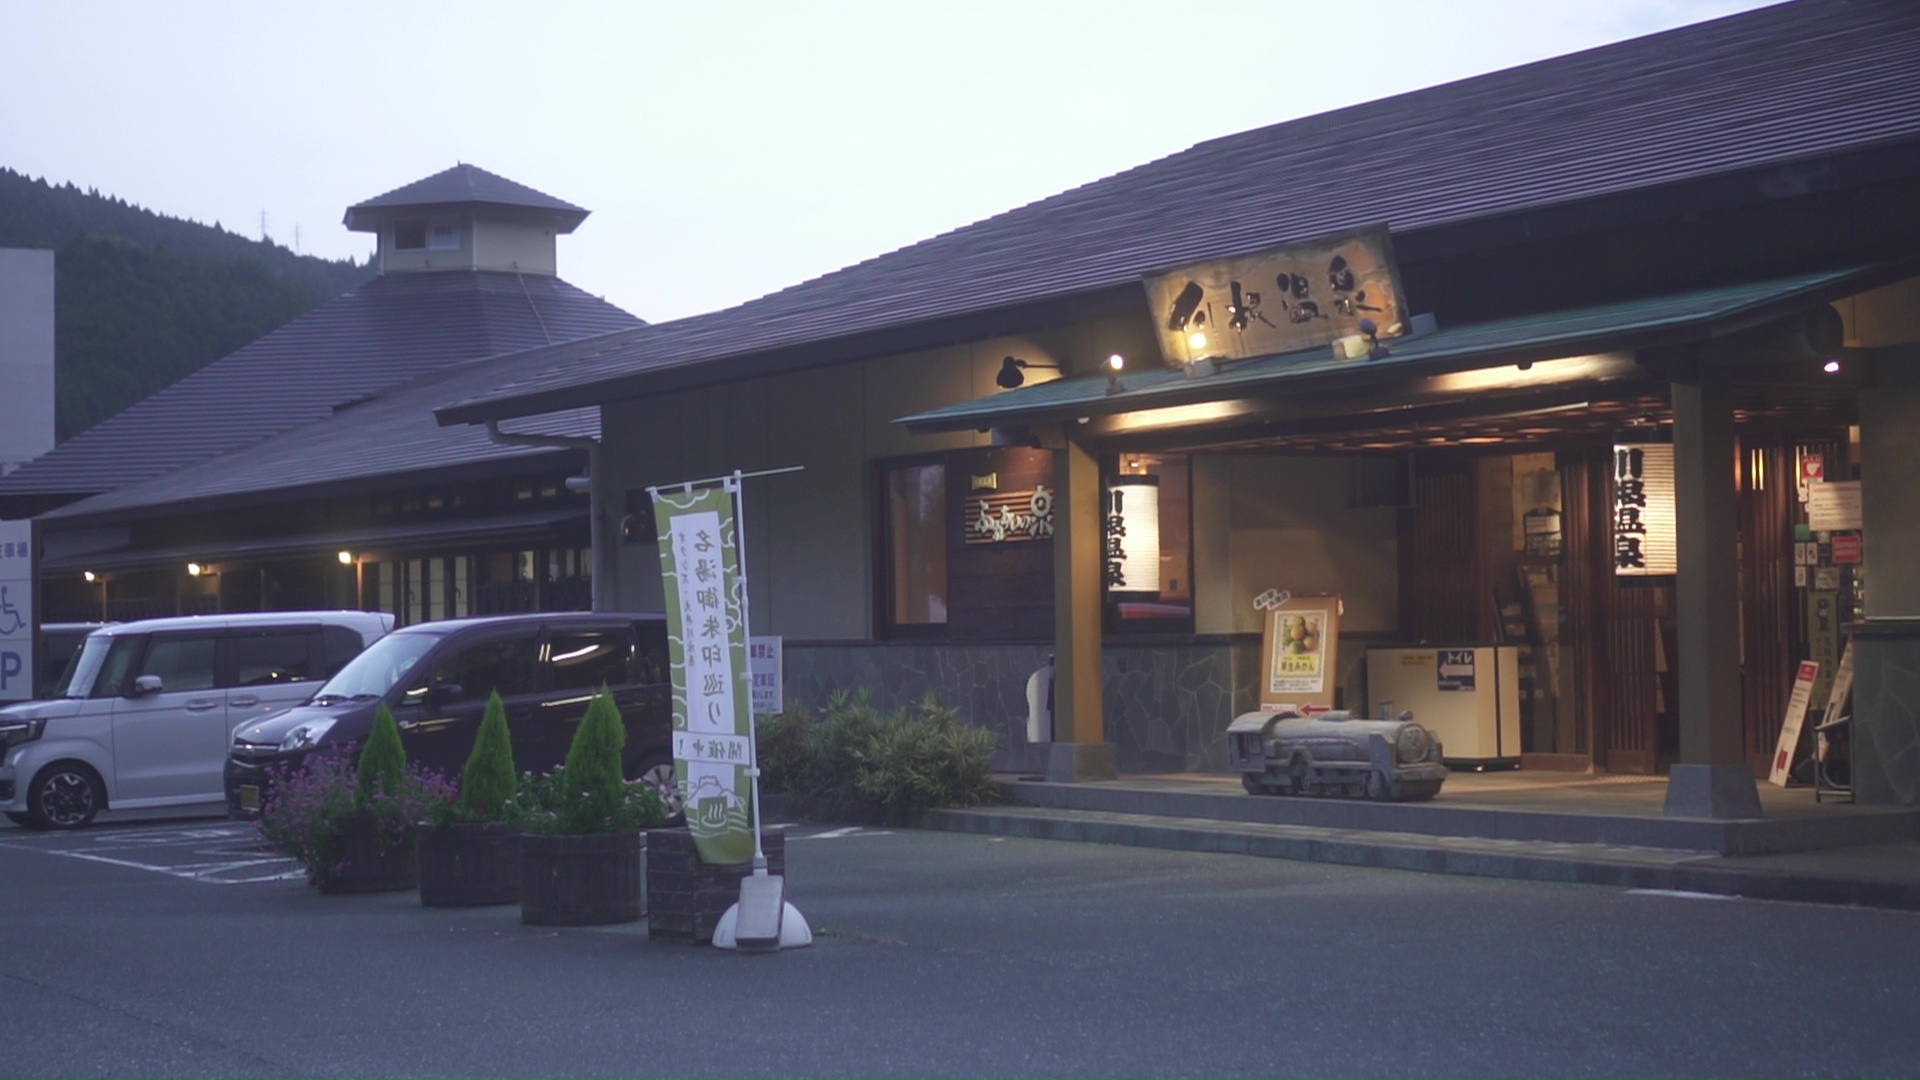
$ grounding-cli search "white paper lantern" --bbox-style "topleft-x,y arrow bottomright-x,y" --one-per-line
1105,475 -> 1161,596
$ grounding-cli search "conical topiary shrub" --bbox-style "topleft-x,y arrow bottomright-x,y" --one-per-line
460,691 -> 518,819
356,703 -> 408,806
419,691 -> 522,907
557,686 -> 627,833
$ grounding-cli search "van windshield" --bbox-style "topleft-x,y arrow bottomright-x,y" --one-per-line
312,632 -> 441,703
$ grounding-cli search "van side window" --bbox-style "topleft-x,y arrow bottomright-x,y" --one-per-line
91,635 -> 146,698
140,635 -> 219,692
636,623 -> 668,685
320,625 -> 369,678
431,635 -> 539,701
546,631 -> 631,692
233,630 -> 316,686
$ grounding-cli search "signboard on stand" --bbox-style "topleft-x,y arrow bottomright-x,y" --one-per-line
0,519 -> 33,703
1257,592 -> 1342,711
1769,661 -> 1821,786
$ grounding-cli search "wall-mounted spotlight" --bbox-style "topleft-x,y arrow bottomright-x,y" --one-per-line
1823,358 -> 1842,374
1358,318 -> 1390,361
187,562 -> 204,577
337,550 -> 355,565
1187,331 -> 1208,352
83,571 -> 96,583
996,355 -> 1061,389
1104,353 -> 1128,395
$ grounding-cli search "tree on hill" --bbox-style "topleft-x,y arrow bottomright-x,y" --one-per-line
0,168 -> 376,439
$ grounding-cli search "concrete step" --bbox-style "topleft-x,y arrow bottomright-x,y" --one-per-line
919,805 -> 1920,911
1000,778 -> 1920,855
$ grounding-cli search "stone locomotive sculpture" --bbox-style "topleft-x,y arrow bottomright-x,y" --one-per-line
1228,708 -> 1446,801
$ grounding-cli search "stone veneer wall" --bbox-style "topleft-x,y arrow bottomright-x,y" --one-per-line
1852,624 -> 1920,805
783,639 -> 1260,775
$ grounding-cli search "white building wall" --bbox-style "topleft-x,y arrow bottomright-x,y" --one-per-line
0,249 -> 56,474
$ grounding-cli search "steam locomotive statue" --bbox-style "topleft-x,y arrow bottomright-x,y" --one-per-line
1228,707 -> 1446,801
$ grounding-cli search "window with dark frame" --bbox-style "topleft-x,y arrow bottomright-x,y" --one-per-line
883,460 -> 949,631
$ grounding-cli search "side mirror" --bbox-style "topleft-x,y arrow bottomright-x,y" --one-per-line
131,674 -> 163,696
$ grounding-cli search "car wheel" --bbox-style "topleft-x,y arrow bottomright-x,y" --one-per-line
28,763 -> 103,829
632,756 -> 685,826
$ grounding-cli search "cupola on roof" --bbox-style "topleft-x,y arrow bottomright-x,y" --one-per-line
343,163 -> 589,234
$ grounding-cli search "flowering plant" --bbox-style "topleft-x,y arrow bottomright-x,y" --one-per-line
515,690 -> 665,835
257,706 -> 454,886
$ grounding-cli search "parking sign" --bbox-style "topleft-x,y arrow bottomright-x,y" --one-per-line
0,518 -> 33,702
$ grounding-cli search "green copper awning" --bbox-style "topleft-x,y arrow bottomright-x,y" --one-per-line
895,265 -> 1889,434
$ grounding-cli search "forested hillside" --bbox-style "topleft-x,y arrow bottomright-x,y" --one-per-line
0,168 -> 375,440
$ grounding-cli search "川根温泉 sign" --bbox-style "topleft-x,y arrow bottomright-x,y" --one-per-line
652,478 -> 755,866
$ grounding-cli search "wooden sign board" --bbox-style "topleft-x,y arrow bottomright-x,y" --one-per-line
1143,228 -> 1405,368
1769,660 -> 1821,786
1259,594 -> 1342,711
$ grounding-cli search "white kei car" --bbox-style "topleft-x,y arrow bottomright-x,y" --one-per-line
0,611 -> 393,829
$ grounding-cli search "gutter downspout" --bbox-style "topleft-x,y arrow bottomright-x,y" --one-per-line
486,420 -> 610,611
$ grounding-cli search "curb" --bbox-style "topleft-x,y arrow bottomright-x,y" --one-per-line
920,806 -> 1920,912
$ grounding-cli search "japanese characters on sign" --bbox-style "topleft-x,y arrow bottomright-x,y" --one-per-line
1142,228 -> 1406,367
964,486 -> 1055,545
0,519 -> 32,702
1103,476 -> 1159,595
749,635 -> 783,715
1612,443 -> 1677,576
652,481 -> 755,866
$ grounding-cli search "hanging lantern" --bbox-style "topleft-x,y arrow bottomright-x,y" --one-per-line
1104,475 -> 1161,596
1612,441 -> 1676,576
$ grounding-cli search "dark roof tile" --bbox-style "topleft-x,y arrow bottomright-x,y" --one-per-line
438,0 -> 1920,423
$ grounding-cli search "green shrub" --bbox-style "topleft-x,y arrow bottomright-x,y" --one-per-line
759,690 -> 1001,820
355,704 -> 408,806
457,691 -> 517,820
514,687 -> 665,835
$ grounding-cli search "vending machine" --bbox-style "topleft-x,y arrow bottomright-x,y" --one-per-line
1366,646 -> 1521,769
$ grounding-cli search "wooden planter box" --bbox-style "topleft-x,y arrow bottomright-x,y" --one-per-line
418,822 -> 521,907
316,814 -> 418,895
646,826 -> 786,945
520,831 -> 644,926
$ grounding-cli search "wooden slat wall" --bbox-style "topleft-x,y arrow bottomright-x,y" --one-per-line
1738,442 -> 1797,764
1400,456 -> 1480,643
1591,445 -> 1662,772
1558,454 -> 1596,756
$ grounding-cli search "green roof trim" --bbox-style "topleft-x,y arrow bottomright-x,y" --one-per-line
895,265 -> 1879,433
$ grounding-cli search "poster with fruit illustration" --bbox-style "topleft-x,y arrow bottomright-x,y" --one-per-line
1259,594 -> 1342,710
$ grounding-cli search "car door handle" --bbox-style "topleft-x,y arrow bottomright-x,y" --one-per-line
228,695 -> 260,708
397,717 -> 455,733
186,699 -> 220,712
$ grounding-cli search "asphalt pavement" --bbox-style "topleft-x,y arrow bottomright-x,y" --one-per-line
4,811 -> 1919,1079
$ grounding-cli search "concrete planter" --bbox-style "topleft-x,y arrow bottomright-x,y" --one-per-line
519,831 -> 644,926
418,822 -> 521,907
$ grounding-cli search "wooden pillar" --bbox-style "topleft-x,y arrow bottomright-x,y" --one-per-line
1665,371 -> 1763,817
1048,437 -> 1115,780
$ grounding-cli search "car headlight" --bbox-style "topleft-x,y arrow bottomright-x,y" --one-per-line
1395,723 -> 1433,764
0,717 -> 45,750
278,719 -> 336,753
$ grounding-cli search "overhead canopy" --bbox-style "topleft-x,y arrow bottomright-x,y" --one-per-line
44,508 -> 587,575
894,266 -> 1891,438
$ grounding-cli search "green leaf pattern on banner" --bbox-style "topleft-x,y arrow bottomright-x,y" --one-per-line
652,482 -> 755,865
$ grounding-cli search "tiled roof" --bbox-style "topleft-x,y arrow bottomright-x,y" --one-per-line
0,270 -> 640,500
436,0 -> 1920,425
40,335 -> 602,522
343,164 -> 589,232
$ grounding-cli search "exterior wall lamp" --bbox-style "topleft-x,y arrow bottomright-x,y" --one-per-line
337,550 -> 355,565
1104,353 -> 1128,395
996,355 -> 1060,389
